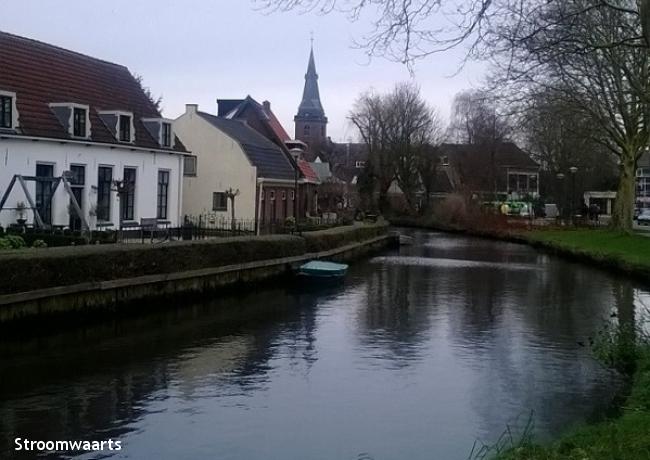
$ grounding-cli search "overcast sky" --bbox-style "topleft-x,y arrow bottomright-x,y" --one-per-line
3,0 -> 485,142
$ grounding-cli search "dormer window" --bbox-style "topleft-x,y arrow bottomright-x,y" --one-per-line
0,90 -> 18,130
162,122 -> 172,147
142,118 -> 174,148
119,114 -> 132,142
98,110 -> 135,143
49,102 -> 90,138
73,107 -> 87,137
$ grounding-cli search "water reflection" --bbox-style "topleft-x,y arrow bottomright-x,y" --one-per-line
0,229 -> 646,460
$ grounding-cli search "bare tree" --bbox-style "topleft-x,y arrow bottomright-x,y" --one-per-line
449,90 -> 509,145
489,1 -> 650,231
349,90 -> 395,212
521,89 -> 618,208
448,89 -> 511,199
388,83 -> 439,211
349,83 -> 439,213
255,0 -> 648,66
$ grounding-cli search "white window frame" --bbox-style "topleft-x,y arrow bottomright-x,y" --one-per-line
142,117 -> 174,147
355,161 -> 366,169
49,103 -> 91,139
183,156 -> 197,177
98,110 -> 135,143
0,90 -> 19,129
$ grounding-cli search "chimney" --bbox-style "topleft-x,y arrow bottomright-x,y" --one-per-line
263,100 -> 271,112
186,104 -> 198,114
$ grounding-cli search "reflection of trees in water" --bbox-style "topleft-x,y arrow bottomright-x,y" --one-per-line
355,262 -> 436,367
389,230 -> 636,444
0,288 -> 321,458
451,255 -> 632,443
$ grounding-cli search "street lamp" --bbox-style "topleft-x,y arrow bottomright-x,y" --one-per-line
556,173 -> 565,219
569,166 -> 578,220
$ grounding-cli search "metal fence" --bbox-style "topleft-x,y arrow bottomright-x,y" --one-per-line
117,214 -> 292,244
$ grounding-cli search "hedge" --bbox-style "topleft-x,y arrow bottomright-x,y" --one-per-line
0,235 -> 306,295
301,221 -> 389,253
0,223 -> 389,295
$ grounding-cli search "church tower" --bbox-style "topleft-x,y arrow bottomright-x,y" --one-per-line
295,44 -> 328,155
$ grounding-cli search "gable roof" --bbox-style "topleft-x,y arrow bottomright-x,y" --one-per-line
440,142 -> 538,169
197,112 -> 296,181
440,142 -> 538,192
219,96 -> 291,144
0,30 -> 186,152
297,159 -> 319,183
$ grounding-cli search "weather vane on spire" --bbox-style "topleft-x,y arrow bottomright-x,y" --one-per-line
310,31 -> 314,48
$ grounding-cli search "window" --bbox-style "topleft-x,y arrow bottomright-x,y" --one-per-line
183,156 -> 197,176
441,156 -> 449,166
69,165 -> 85,231
35,164 -> 54,225
120,168 -> 136,221
119,115 -> 131,142
303,125 -> 310,136
355,161 -> 366,169
97,166 -> 113,221
321,126 -> 325,136
161,122 -> 172,147
269,190 -> 276,200
281,191 -> 287,200
0,95 -> 13,129
212,192 -> 227,211
157,170 -> 170,219
290,190 -> 295,200
507,172 -> 538,194
73,107 -> 87,137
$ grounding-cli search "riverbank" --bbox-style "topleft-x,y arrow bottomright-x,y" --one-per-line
498,350 -> 650,460
0,222 -> 390,322
392,218 -> 650,281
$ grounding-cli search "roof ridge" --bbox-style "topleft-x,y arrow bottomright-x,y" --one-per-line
0,30 -> 128,70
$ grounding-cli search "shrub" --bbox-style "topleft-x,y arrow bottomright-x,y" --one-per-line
32,239 -> 48,248
4,235 -> 26,249
0,235 -> 307,295
0,238 -> 11,250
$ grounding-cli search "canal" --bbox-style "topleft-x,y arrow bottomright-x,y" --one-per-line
0,229 -> 646,459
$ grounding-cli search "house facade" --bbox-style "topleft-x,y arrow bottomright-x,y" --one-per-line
174,104 -> 300,231
0,32 -> 187,231
636,151 -> 650,210
215,96 -> 320,218
440,142 -> 540,200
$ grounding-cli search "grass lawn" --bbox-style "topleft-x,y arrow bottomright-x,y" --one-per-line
526,229 -> 650,270
497,351 -> 650,460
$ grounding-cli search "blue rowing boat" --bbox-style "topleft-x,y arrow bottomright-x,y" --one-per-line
298,260 -> 349,279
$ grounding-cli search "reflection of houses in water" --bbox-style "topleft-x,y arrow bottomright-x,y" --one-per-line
173,336 -> 255,394
0,288 -> 322,456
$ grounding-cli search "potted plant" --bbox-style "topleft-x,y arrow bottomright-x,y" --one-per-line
15,201 -> 27,226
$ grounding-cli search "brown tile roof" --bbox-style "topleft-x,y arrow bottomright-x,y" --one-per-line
297,159 -> 319,183
0,31 -> 186,152
441,142 -> 538,192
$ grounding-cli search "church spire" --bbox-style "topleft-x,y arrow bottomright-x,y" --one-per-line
297,42 -> 325,119
295,40 -> 328,154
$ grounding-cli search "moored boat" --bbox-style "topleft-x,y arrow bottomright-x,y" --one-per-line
298,260 -> 349,279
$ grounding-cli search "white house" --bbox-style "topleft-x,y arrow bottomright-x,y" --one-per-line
0,31 -> 188,231
174,104 -> 258,222
174,104 -> 299,228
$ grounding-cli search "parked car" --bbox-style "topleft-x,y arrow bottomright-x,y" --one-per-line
637,209 -> 650,226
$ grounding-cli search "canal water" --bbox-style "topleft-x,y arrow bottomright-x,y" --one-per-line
0,230 -> 647,460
